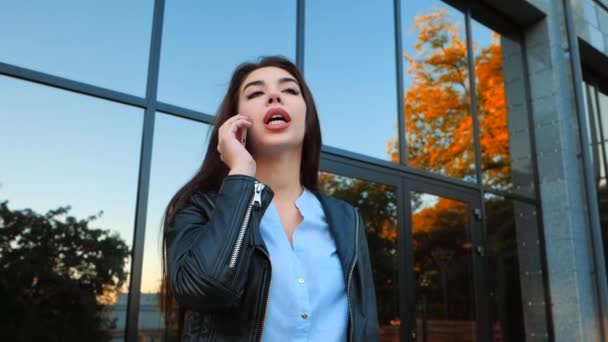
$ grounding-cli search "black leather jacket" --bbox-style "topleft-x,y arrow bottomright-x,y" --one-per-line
166,175 -> 380,341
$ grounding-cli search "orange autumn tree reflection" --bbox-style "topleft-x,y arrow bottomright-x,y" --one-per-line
321,8 -> 512,339
400,9 -> 514,340
394,9 -> 512,291
475,31 -> 510,188
388,9 -> 510,188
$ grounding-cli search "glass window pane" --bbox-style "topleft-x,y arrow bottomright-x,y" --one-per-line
320,172 -> 400,340
306,1 -> 398,162
402,1 -> 476,182
598,91 -> 608,142
472,21 -> 513,192
158,1 -> 296,113
601,143 -> 607,180
583,83 -> 601,144
581,83 -> 591,143
590,144 -> 602,181
138,113 -> 211,339
0,76 -> 143,340
410,192 -> 476,340
484,194 -> 548,340
599,155 -> 608,272
0,1 -> 153,95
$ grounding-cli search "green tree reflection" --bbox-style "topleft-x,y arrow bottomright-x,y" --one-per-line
0,201 -> 129,342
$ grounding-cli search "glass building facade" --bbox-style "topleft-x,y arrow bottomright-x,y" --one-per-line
2,0 -> 608,341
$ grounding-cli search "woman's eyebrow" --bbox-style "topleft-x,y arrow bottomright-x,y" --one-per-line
278,77 -> 299,86
243,80 -> 264,92
243,77 -> 300,92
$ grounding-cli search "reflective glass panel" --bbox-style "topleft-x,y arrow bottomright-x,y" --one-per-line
585,84 -> 608,290
600,143 -> 608,271
484,194 -> 538,341
472,21 -> 513,192
584,83 -> 601,144
402,1 -> 476,182
410,192 -> 476,341
0,76 -> 142,341
600,143 -> 607,181
0,1 -> 153,95
599,91 -> 608,142
320,172 -> 400,341
158,1 -> 296,113
138,113 -> 211,340
306,1 -> 398,162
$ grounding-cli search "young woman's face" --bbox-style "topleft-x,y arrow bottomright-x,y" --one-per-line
237,66 -> 307,157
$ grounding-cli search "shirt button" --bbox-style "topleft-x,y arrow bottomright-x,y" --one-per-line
301,312 -> 309,320
298,278 -> 304,284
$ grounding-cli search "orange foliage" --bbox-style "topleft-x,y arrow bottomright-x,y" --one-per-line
475,32 -> 511,186
388,10 -> 510,189
411,197 -> 468,233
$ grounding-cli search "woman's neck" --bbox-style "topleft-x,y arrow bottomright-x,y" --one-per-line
255,150 -> 303,202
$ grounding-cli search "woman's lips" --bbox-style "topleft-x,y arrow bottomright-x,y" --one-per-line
263,107 -> 291,131
264,120 -> 290,131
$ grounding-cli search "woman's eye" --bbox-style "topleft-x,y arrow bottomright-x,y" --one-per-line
246,91 -> 263,99
283,88 -> 300,95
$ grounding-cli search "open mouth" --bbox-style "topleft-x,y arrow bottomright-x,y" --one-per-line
263,108 -> 292,126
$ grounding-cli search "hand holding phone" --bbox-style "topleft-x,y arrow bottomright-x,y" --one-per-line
218,114 -> 255,176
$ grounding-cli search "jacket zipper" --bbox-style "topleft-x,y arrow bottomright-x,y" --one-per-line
347,210 -> 360,342
228,181 -> 264,269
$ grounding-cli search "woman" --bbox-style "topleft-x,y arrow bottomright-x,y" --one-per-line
162,56 -> 379,341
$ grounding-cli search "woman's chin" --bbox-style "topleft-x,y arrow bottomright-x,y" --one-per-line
251,139 -> 304,157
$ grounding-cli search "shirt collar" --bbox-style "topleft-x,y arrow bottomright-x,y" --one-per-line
294,187 -> 309,212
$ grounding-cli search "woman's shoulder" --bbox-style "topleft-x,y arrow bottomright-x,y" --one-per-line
184,190 -> 218,212
311,191 -> 357,216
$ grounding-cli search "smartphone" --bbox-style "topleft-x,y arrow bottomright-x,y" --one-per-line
238,126 -> 247,146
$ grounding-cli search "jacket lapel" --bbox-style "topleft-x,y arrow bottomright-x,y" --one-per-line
312,191 -> 357,282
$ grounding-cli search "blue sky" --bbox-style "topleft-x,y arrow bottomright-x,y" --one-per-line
0,0 -> 496,294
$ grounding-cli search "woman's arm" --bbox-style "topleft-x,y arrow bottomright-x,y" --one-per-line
165,175 -> 269,312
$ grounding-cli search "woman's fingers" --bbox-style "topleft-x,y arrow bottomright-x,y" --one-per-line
217,114 -> 255,173
220,115 -> 251,137
217,115 -> 256,175
219,119 -> 251,150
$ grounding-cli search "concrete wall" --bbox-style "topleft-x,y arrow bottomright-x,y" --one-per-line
509,0 -> 608,340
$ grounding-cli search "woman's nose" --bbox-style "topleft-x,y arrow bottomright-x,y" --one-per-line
267,91 -> 282,105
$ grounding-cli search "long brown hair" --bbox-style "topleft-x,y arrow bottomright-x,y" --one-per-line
160,55 -> 321,338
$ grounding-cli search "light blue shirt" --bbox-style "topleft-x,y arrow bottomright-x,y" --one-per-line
260,188 -> 348,341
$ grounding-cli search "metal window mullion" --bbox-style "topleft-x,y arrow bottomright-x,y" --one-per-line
0,62 -> 146,108
296,0 -> 305,72
125,0 -> 165,341
482,186 -> 538,205
156,101 -> 215,125
592,0 -> 608,13
399,179 -> 416,342
464,10 -> 492,342
394,0 -> 407,166
464,11 -> 484,191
